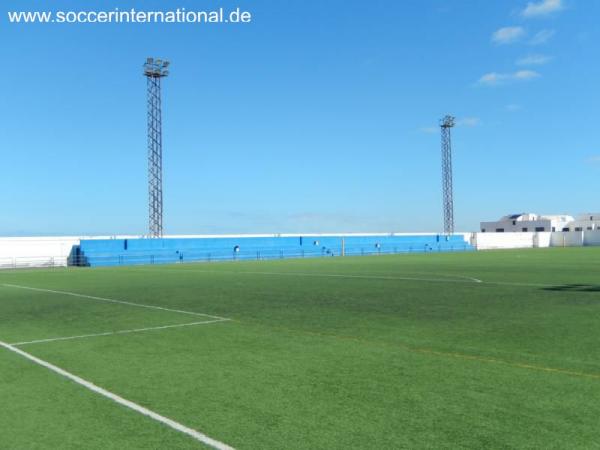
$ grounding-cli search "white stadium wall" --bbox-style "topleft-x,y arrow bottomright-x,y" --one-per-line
0,236 -> 80,268
471,232 -> 550,250
1,230 -> 600,268
550,231 -> 584,247
535,232 -> 552,248
583,230 -> 600,246
472,230 -> 598,250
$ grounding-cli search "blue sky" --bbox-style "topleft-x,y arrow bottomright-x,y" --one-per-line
1,0 -> 598,235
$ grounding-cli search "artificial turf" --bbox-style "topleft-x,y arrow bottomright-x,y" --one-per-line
1,247 -> 600,449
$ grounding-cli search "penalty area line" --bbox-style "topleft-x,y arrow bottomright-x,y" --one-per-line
10,318 -> 229,347
0,340 -> 235,450
166,269 -> 485,285
1,283 -> 230,321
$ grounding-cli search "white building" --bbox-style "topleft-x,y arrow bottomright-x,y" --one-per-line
567,213 -> 600,232
480,213 -> 574,233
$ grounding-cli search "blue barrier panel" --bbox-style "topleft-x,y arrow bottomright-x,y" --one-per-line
77,235 -> 474,267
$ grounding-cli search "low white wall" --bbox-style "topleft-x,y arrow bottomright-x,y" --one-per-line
550,231 -> 584,247
583,230 -> 600,246
473,232 -> 545,250
0,237 -> 80,268
534,232 -> 552,248
473,230 -> 600,250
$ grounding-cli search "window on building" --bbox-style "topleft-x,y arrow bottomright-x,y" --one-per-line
536,227 -> 545,232
588,227 -> 593,231
481,229 -> 486,232
562,227 -> 570,232
496,228 -> 505,232
522,227 -> 528,232
551,227 -> 556,232
512,220 -> 516,226
575,227 -> 583,232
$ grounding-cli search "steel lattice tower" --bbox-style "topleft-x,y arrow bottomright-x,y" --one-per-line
440,115 -> 455,235
143,58 -> 169,237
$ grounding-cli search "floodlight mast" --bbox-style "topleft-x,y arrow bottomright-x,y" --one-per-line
143,58 -> 169,238
440,115 -> 455,235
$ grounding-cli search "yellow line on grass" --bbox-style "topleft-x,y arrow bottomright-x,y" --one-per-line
414,348 -> 600,380
250,322 -> 600,381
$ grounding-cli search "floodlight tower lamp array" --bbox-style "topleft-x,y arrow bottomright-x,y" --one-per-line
144,57 -> 169,238
440,115 -> 455,235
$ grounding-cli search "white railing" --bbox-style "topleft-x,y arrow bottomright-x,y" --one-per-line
0,256 -> 68,269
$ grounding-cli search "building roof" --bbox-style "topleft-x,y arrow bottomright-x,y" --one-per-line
496,213 -> 574,222
575,213 -> 600,221
500,213 -> 539,221
539,215 -> 574,222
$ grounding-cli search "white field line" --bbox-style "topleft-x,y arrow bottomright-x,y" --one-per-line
1,283 -> 230,321
402,271 -> 483,283
10,319 -> 228,347
0,340 -> 235,450
143,268 -> 487,285
231,271 -> 557,288
131,263 -> 593,289
230,270 -> 485,284
148,267 -> 592,292
137,268 -> 568,289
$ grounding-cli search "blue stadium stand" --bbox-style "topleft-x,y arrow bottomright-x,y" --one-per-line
74,234 -> 474,267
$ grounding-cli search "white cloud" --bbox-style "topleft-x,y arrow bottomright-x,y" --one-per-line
456,117 -> 481,127
479,73 -> 503,85
522,0 -> 563,17
586,156 -> 600,165
514,70 -> 540,80
492,26 -> 526,44
530,29 -> 556,45
516,54 -> 553,65
478,70 -> 540,86
419,126 -> 438,134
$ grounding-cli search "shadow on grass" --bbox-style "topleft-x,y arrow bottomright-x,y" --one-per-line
544,284 -> 600,293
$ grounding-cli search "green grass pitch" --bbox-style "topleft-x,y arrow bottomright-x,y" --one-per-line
1,247 -> 600,449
